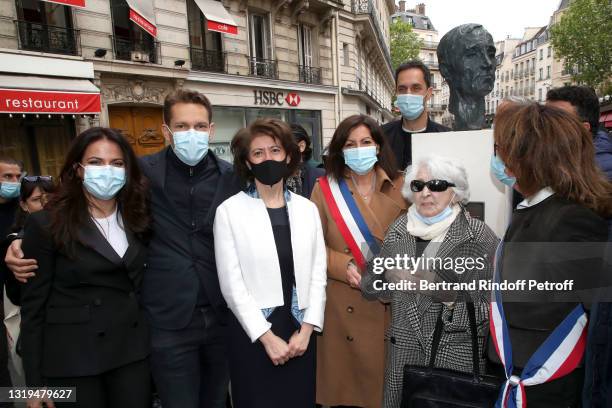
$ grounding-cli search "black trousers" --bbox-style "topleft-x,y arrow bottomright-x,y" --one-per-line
45,358 -> 151,408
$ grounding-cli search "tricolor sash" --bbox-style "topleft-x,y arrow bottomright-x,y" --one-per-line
318,176 -> 380,270
490,243 -> 588,408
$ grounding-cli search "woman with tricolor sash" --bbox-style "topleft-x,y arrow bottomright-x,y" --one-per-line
486,103 -> 612,407
311,114 -> 407,408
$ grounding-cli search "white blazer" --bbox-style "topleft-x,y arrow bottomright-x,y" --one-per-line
214,190 -> 327,343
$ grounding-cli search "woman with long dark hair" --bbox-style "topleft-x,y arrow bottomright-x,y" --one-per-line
310,114 -> 407,408
487,103 -> 612,407
20,127 -> 151,408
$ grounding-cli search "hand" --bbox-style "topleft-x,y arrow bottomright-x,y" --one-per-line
288,323 -> 314,358
27,396 -> 55,408
347,261 -> 361,289
259,330 -> 291,366
5,239 -> 37,283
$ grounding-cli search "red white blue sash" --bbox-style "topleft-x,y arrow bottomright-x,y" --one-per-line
489,243 -> 588,408
318,176 -> 380,270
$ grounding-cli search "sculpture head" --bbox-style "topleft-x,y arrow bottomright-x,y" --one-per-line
438,24 -> 496,98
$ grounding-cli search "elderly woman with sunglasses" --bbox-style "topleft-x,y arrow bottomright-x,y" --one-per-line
361,155 -> 499,408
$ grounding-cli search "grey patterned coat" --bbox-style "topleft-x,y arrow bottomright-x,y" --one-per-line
361,208 -> 499,408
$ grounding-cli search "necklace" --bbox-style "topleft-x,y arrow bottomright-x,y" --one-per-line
351,172 -> 376,201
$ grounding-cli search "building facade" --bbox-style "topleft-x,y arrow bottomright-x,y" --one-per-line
485,37 -> 520,123
390,1 -> 444,123
0,0 -> 395,174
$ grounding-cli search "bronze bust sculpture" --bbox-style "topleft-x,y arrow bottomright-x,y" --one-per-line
438,24 -> 496,130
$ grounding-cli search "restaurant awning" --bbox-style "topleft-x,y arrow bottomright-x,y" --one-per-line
193,0 -> 238,35
125,0 -> 157,37
0,75 -> 101,115
41,0 -> 86,7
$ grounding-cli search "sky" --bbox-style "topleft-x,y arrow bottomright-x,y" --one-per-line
404,0 -> 562,42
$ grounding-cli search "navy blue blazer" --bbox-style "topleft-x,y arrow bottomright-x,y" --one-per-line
139,148 -> 244,329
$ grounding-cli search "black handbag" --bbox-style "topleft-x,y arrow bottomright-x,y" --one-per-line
400,298 -> 503,408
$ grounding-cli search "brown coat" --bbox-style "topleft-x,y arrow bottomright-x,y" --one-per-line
311,166 -> 407,408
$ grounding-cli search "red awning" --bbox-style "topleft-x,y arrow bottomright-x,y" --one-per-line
194,0 -> 238,35
0,75 -> 100,115
599,112 -> 612,127
125,0 -> 157,37
41,0 -> 86,7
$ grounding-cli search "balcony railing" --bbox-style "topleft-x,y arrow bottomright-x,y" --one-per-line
15,20 -> 80,55
422,41 -> 438,49
190,48 -> 226,73
249,57 -> 278,79
298,65 -> 322,84
111,36 -> 160,64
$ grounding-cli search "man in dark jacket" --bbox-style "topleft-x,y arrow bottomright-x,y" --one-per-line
546,85 -> 612,408
383,60 -> 450,171
288,123 -> 324,198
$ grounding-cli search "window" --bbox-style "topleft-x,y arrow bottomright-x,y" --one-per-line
539,68 -> 543,80
342,42 -> 348,66
249,12 -> 274,77
428,53 -> 434,63
538,88 -> 542,101
521,44 -> 525,54
539,49 -> 543,60
526,42 -> 531,52
547,46 -> 551,57
15,0 -> 77,55
187,0 -> 223,72
546,65 -> 551,79
110,0 -> 157,62
299,24 -> 314,67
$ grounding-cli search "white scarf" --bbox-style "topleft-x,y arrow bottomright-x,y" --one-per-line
406,203 -> 461,243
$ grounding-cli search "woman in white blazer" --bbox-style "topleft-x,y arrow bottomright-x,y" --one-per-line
214,118 -> 327,408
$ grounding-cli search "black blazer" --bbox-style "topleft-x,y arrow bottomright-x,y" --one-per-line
139,148 -> 244,329
20,211 -> 149,386
487,195 -> 608,369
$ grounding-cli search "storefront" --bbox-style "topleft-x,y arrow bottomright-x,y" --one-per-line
186,76 -> 338,163
0,53 -> 101,177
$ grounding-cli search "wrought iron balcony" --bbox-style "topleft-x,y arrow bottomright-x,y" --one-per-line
15,20 -> 80,55
298,65 -> 322,85
111,35 -> 160,64
249,57 -> 278,79
190,48 -> 226,73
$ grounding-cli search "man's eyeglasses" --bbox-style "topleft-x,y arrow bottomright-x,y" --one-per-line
410,179 -> 456,193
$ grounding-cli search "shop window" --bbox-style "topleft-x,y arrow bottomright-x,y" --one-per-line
15,0 -> 79,55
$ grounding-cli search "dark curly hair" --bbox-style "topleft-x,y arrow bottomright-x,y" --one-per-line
231,119 -> 301,183
546,86 -> 600,136
48,127 -> 150,254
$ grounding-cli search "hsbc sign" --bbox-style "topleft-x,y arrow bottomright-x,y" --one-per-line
253,90 -> 301,107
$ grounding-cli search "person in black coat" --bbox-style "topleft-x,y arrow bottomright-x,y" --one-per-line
20,127 -> 151,408
487,103 -> 612,407
287,123 -> 325,198
383,60 -> 450,171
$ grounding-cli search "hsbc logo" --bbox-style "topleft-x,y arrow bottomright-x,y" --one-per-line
285,93 -> 301,106
253,90 -> 301,107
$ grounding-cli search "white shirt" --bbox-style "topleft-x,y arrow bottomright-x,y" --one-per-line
92,209 -> 129,258
516,187 -> 555,209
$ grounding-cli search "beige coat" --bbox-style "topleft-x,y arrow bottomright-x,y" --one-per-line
311,166 -> 407,408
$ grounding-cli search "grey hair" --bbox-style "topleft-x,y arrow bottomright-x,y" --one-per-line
402,155 -> 470,204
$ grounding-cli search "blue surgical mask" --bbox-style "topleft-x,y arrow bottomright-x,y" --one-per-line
169,127 -> 209,166
343,146 -> 378,175
0,182 -> 20,199
490,155 -> 516,187
82,165 -> 126,200
395,94 -> 425,120
414,205 -> 454,225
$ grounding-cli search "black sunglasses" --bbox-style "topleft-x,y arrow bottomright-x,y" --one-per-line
410,179 -> 456,193
22,176 -> 53,183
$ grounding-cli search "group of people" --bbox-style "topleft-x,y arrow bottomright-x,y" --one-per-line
0,59 -> 609,408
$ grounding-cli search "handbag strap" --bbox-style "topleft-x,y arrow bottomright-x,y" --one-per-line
427,292 -> 481,379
